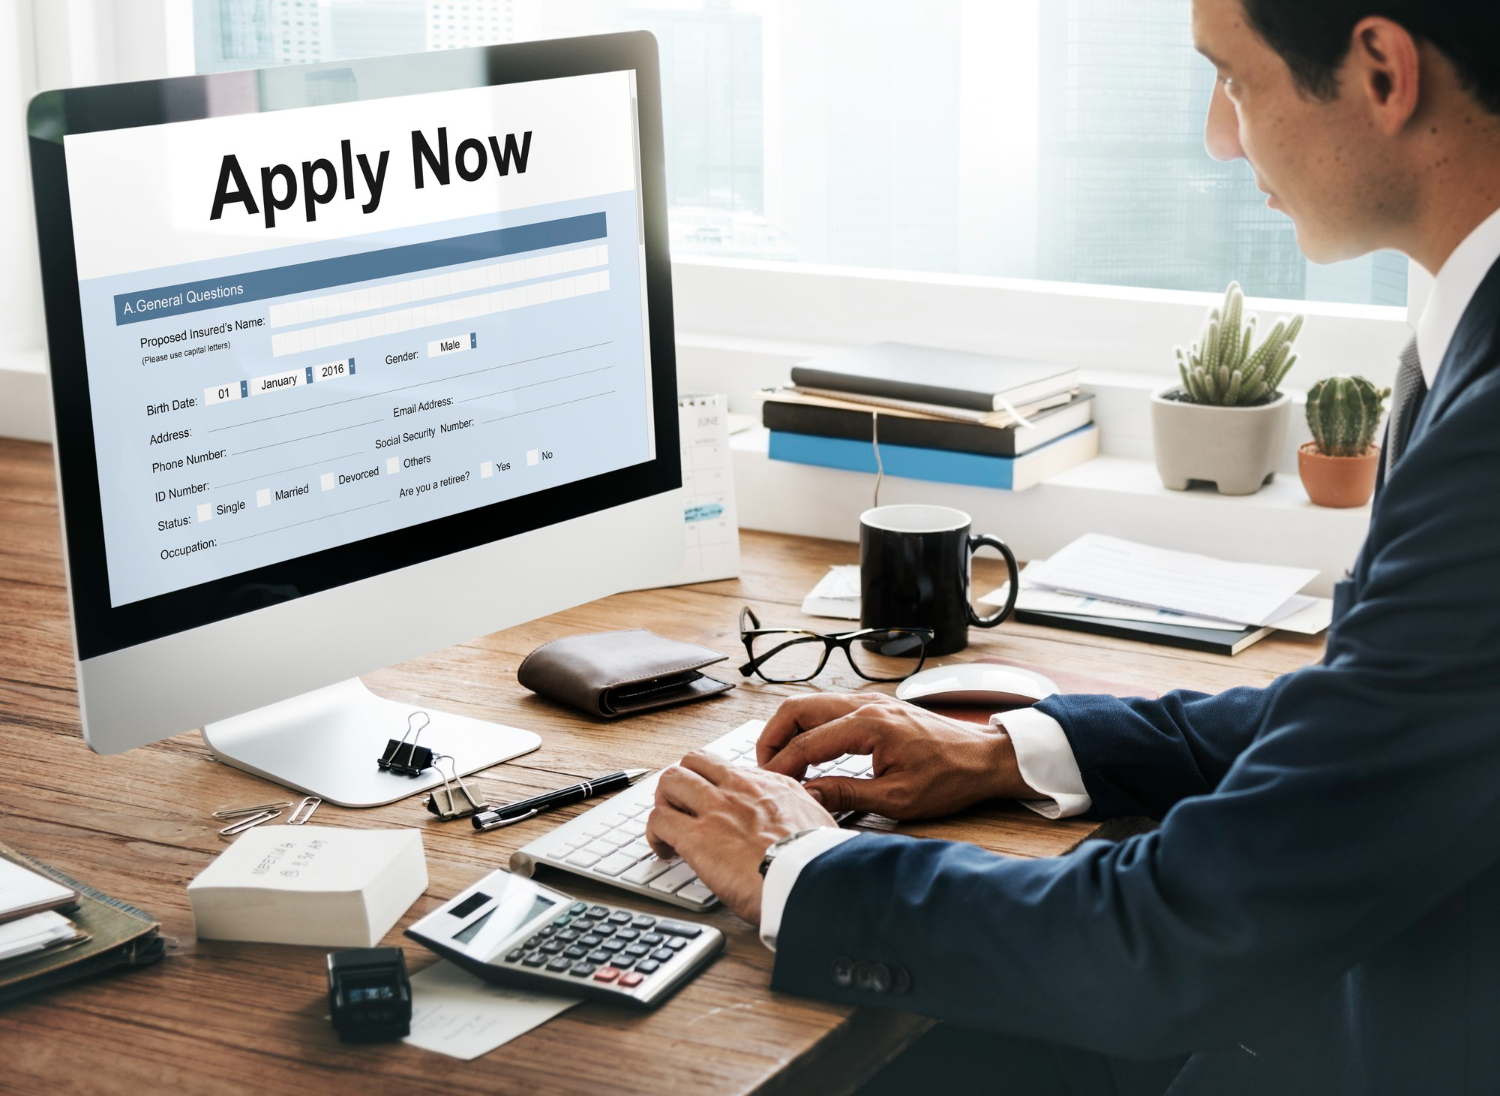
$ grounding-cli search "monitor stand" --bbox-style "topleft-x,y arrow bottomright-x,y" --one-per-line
201,678 -> 541,808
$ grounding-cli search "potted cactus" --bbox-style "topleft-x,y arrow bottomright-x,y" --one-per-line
1299,375 -> 1390,508
1151,282 -> 1305,496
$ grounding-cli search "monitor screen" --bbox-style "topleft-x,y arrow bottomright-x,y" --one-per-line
30,39 -> 680,662
66,71 -> 654,609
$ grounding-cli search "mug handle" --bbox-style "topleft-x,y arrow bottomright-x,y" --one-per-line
967,534 -> 1020,629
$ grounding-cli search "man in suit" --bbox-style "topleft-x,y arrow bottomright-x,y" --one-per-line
645,1 -> 1500,1091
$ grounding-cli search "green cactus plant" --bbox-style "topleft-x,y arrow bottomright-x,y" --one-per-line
1305,375 -> 1391,458
1175,282 -> 1304,406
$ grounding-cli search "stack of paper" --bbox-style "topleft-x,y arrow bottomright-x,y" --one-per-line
0,911 -> 86,964
986,535 -> 1332,635
0,856 -> 77,924
802,565 -> 862,620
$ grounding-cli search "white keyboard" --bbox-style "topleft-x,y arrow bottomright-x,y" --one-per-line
508,719 -> 873,910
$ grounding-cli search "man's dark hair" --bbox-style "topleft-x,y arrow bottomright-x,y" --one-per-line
1241,1 -> 1500,115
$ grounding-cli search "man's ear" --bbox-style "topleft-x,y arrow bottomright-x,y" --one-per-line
1347,16 -> 1422,136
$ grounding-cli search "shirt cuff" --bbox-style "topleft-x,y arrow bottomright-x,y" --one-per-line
995,707 -> 1092,819
759,828 -> 861,952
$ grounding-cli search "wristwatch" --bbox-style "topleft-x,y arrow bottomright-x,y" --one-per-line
759,829 -> 825,877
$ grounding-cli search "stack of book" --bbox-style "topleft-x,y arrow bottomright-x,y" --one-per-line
762,342 -> 1098,491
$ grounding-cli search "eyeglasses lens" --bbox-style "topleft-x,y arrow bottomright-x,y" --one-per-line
747,631 -> 827,682
847,629 -> 927,680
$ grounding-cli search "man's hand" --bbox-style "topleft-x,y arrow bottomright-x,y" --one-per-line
758,694 -> 1039,820
645,750 -> 837,926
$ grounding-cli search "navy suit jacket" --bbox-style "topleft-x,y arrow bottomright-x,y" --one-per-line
773,258 -> 1500,1094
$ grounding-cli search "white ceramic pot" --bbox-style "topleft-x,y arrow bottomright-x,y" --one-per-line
1150,386 -> 1291,496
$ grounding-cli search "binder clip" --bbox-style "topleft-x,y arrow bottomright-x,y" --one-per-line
424,755 -> 491,821
378,711 -> 435,777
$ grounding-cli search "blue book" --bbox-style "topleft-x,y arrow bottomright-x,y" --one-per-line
768,424 -> 1099,491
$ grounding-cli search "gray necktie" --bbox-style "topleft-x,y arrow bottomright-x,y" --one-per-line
1383,337 -> 1426,479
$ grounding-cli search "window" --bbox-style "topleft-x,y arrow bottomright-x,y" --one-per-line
178,0 -> 1403,309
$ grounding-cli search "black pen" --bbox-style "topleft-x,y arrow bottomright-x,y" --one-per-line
472,768 -> 652,831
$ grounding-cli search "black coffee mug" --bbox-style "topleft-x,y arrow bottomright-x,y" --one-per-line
859,505 -> 1019,657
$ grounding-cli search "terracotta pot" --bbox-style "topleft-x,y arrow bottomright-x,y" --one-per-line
1298,442 -> 1379,508
1150,387 -> 1291,496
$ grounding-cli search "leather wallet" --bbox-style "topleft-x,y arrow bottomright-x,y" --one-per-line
517,629 -> 734,719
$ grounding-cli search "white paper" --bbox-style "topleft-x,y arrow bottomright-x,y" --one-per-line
983,562 -> 1332,636
801,564 -> 861,620
662,394 -> 741,586
1022,534 -> 1319,627
403,960 -> 579,1061
0,856 -> 75,920
0,911 -> 77,961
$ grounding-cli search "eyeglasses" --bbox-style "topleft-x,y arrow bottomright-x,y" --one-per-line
738,607 -> 932,684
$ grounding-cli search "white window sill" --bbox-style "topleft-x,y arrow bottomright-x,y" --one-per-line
0,351 -> 52,443
732,428 -> 1367,597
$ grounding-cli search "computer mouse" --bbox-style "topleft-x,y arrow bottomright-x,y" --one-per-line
895,664 -> 1059,709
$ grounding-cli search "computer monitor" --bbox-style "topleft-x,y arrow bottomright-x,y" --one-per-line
27,33 -> 684,806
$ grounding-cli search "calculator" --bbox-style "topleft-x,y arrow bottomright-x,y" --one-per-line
405,869 -> 724,1009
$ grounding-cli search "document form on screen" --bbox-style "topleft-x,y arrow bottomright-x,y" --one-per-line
64,71 -> 656,608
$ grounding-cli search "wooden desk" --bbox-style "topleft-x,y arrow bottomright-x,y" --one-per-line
0,437 -> 1325,1094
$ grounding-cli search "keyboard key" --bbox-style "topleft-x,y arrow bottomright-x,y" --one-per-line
587,949 -> 612,964
607,911 -> 632,924
582,823 -> 610,839
641,933 -> 664,946
594,853 -> 640,877
547,958 -> 571,973
564,945 -> 588,960
621,857 -> 673,885
581,839 -> 617,858
636,959 -> 661,974
565,851 -> 602,869
505,948 -> 525,963
603,831 -> 635,849
620,819 -> 648,838
648,862 -> 699,894
619,972 -> 644,987
568,963 -> 597,978
593,967 -> 621,983
522,954 -> 547,968
630,915 -> 656,930
676,883 -> 716,905
666,937 -> 687,950
546,845 -> 576,861
619,804 -> 647,818
587,905 -> 611,919
656,920 -> 704,938
621,838 -> 653,860
613,928 -> 639,942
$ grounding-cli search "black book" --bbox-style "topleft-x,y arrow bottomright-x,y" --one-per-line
790,342 -> 1081,412
762,394 -> 1095,457
1016,609 -> 1273,656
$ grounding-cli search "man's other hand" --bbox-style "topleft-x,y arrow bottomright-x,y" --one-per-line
645,750 -> 837,926
757,694 -> 1039,820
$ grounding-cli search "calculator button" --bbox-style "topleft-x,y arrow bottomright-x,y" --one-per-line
593,923 -> 616,937
568,902 -> 588,915
556,929 -> 580,942
572,919 -> 596,933
619,972 -> 645,988
666,937 -> 687,950
522,954 -> 547,968
593,967 -> 622,983
505,948 -> 526,963
636,959 -> 661,975
650,948 -> 675,963
587,949 -> 612,964
568,963 -> 597,978
610,954 -> 635,969
613,928 -> 639,942
607,911 -> 632,925
641,933 -> 664,946
539,925 -> 557,937
540,941 -> 564,955
587,905 -> 611,919
580,934 -> 603,947
656,920 -> 704,938
564,946 -> 588,960
547,958 -> 572,973
625,944 -> 650,957
630,915 -> 656,930
600,939 -> 626,953
525,935 -> 544,948
552,914 -> 574,927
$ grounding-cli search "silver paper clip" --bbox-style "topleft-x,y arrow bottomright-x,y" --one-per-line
378,711 -> 435,776
424,756 -> 490,821
288,796 -> 322,825
212,800 -> 292,820
219,809 -> 282,836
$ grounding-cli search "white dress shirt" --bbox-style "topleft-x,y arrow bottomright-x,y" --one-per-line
758,203 -> 1500,952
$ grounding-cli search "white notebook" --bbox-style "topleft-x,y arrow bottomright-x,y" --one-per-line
0,855 -> 77,925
